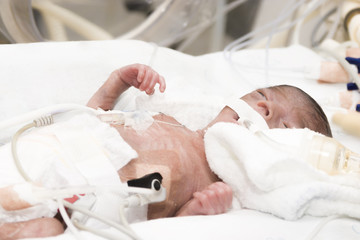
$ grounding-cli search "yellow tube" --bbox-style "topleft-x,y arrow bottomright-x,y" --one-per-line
332,111 -> 360,137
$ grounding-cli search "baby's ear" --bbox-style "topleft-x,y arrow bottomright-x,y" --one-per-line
256,101 -> 271,119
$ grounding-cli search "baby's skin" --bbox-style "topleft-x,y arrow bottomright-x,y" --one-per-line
94,64 -> 233,218
116,112 -> 232,219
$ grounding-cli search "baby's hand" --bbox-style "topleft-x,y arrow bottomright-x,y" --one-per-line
119,64 -> 166,95
176,182 -> 233,216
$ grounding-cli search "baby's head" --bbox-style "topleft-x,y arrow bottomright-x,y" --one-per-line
241,85 -> 332,137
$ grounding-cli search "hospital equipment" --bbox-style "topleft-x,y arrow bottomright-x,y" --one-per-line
0,0 -> 247,53
0,104 -> 167,240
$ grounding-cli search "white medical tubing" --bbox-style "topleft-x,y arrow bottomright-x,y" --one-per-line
9,105 -> 97,182
0,104 -> 97,131
11,122 -> 36,182
160,0 -> 247,49
224,0 -> 306,55
304,215 -> 346,240
223,0 -> 307,76
223,0 -> 327,86
263,0 -> 299,85
118,202 -> 131,229
326,0 -> 343,42
226,0 -> 325,54
63,201 -> 140,240
57,198 -> 83,240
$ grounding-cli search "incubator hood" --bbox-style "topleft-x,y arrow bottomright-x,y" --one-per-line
0,0 -> 262,54
0,0 -> 217,44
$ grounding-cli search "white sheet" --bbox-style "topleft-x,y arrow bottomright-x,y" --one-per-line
1,40 -> 359,239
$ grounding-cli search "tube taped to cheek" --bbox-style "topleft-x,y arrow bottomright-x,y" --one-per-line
226,98 -> 269,131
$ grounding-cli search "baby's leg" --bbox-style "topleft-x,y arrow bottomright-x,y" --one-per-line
175,182 -> 233,217
0,218 -> 64,240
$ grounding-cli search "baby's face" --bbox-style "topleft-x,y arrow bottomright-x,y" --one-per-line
241,87 -> 305,129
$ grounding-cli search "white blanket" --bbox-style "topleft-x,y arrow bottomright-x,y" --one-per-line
205,122 -> 360,220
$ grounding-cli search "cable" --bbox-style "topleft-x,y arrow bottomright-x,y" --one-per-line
222,0 -> 327,87
63,201 -> 140,240
159,0 -> 247,49
225,0 -> 325,54
11,115 -> 55,182
264,0 -> 300,85
223,0 -> 306,56
57,198 -> 83,240
118,202 -> 134,231
311,7 -> 338,47
0,104 -> 97,132
304,215 -> 346,240
11,122 -> 36,182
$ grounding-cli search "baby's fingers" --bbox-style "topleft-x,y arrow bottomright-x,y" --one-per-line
145,72 -> 160,95
143,72 -> 166,95
136,65 -> 166,94
138,68 -> 152,91
158,75 -> 166,93
146,75 -> 166,94
193,192 -> 215,215
205,182 -> 233,209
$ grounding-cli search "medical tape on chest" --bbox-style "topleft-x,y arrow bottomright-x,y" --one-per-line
52,125 -> 121,187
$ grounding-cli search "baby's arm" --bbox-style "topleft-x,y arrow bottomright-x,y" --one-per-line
175,182 -> 233,217
87,64 -> 166,110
